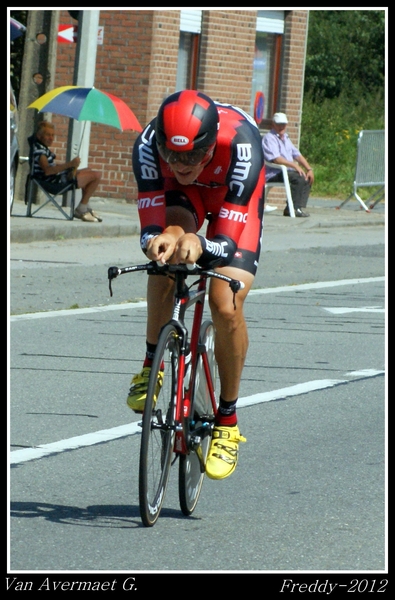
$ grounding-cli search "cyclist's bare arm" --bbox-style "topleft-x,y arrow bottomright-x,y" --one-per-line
146,229 -> 203,265
145,205 -> 201,264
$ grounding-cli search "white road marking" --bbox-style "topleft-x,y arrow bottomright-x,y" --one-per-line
10,277 -> 385,465
10,301 -> 148,322
248,276 -> 384,295
323,306 -> 385,314
10,276 -> 385,322
10,423 -> 141,465
10,369 -> 384,465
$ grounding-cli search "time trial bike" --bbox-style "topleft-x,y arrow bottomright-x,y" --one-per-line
108,261 -> 244,527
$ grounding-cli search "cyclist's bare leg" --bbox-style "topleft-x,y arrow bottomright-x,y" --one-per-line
208,266 -> 254,403
146,275 -> 175,344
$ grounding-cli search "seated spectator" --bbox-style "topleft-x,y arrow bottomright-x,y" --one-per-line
32,121 -> 103,222
262,112 -> 314,217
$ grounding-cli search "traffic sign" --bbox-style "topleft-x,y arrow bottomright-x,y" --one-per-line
57,24 -> 104,44
57,25 -> 77,43
254,91 -> 265,125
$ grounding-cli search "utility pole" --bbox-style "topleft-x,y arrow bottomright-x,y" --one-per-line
66,10 -> 100,168
14,10 -> 100,205
15,10 -> 59,204
65,10 -> 100,207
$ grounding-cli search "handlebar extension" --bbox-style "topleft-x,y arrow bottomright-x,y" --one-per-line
107,261 -> 244,297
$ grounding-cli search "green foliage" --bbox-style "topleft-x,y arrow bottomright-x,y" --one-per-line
302,10 -> 386,199
10,10 -> 28,101
301,90 -> 385,198
305,10 -> 385,102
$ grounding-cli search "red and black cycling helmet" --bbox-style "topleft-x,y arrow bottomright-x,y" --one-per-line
156,90 -> 219,166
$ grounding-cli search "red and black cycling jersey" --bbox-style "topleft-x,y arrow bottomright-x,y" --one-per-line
132,101 -> 265,269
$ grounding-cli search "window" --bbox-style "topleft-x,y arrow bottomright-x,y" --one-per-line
176,10 -> 202,91
250,11 -> 284,125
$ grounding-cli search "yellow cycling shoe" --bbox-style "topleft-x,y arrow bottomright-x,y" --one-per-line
205,424 -> 246,480
127,367 -> 164,413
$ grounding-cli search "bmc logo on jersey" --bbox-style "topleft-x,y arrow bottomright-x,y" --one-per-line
171,135 -> 189,146
138,194 -> 165,209
229,143 -> 253,197
219,206 -> 248,223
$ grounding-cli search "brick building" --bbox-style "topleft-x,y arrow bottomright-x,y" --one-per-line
18,9 -> 309,204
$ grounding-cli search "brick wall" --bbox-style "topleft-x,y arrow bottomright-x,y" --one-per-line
147,11 -> 180,120
52,10 -> 153,203
198,10 -> 256,110
51,9 -> 308,204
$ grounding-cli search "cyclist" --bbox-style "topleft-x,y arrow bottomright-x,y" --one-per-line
129,90 -> 265,480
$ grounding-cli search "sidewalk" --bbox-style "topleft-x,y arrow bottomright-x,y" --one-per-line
9,196 -> 385,244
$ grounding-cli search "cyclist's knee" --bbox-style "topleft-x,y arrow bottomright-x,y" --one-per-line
209,291 -> 245,325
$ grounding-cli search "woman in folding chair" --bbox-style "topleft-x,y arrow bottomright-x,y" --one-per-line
32,121 -> 103,222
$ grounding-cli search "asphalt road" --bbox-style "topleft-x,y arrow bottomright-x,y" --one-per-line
9,216 -> 385,315
8,222 -> 386,584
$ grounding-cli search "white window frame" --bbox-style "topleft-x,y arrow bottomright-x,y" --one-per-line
251,11 -> 285,122
180,9 -> 202,33
256,10 -> 284,34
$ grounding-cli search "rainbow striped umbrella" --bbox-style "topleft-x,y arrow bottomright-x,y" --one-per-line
10,16 -> 26,41
28,86 -> 142,132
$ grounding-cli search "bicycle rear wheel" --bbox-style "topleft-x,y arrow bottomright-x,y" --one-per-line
139,323 -> 179,527
179,320 -> 217,516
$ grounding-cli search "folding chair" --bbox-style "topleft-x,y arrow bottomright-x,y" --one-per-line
25,135 -> 77,220
264,161 -> 295,218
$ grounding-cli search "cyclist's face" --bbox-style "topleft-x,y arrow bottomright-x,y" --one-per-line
168,161 -> 205,185
157,143 -> 214,184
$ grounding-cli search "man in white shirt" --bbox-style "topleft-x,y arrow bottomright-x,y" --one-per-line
262,112 -> 314,217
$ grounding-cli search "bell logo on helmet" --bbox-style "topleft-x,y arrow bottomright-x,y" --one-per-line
171,136 -> 190,146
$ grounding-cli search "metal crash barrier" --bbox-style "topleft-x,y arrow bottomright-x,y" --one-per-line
337,130 -> 385,212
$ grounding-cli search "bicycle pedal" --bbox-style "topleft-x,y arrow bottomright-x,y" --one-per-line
190,435 -> 202,449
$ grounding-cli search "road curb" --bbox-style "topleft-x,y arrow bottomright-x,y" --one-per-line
10,198 -> 385,244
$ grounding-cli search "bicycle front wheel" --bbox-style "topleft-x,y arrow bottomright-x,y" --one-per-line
139,323 -> 179,527
179,320 -> 217,516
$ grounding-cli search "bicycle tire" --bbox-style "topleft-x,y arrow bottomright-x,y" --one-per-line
179,320 -> 217,516
139,323 -> 179,527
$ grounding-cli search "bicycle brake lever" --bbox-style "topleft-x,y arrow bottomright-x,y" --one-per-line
108,266 -> 120,297
229,279 -> 244,293
229,279 -> 244,309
